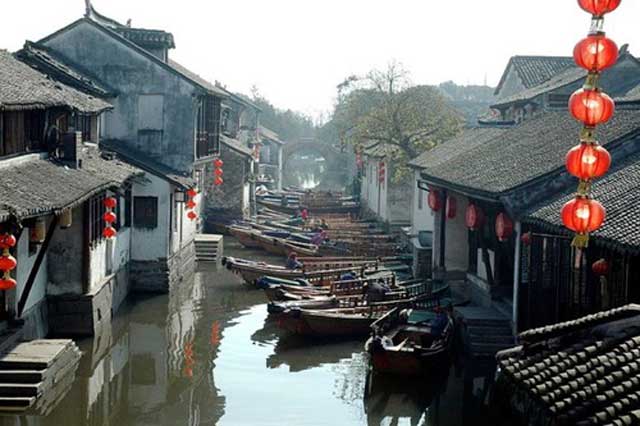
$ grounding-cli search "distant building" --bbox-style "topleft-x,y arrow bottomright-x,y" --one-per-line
36,4 -> 229,292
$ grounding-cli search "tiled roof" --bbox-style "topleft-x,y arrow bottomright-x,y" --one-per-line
100,141 -> 195,190
493,66 -> 585,108
0,148 -> 142,221
362,142 -> 400,159
420,110 -> 640,196
114,27 -> 175,49
259,126 -> 284,145
493,54 -> 640,108
527,151 -> 640,253
618,84 -> 640,103
495,56 -> 575,96
221,135 -> 253,158
167,59 -> 228,98
495,305 -> 640,426
16,41 -> 112,98
408,127 -> 508,169
0,50 -> 111,113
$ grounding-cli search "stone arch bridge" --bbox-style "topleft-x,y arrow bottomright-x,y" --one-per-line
282,139 -> 348,189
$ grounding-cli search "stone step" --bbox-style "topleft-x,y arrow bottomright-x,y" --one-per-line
197,255 -> 219,261
0,396 -> 35,411
0,370 -> 45,384
0,383 -> 42,397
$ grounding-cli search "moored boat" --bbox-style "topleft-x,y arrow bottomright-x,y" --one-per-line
365,307 -> 454,376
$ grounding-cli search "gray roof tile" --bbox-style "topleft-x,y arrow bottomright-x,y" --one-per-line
0,50 -> 111,113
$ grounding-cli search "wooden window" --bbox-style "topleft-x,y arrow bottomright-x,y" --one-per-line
196,96 -> 221,158
134,197 -> 158,229
1,112 -> 25,157
87,193 -> 107,246
124,189 -> 132,227
75,114 -> 92,142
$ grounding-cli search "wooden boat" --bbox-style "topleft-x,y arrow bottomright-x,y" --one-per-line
228,226 -> 262,249
276,285 -> 452,338
253,233 -> 319,257
222,256 -> 382,285
267,281 -> 432,314
365,307 -> 454,376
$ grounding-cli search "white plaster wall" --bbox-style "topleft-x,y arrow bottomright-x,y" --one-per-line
89,227 -> 131,292
496,64 -> 525,101
444,193 -> 470,272
411,171 -> 435,235
171,184 -> 198,256
243,183 -> 250,217
379,164 -> 388,221
132,174 -> 170,261
14,223 -> 49,314
476,249 -> 496,282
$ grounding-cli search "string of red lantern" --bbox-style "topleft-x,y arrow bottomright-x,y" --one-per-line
378,161 -> 386,184
186,188 -> 198,221
428,189 -> 441,212
0,233 -> 17,290
563,0 -> 621,248
103,196 -> 117,239
214,158 -> 224,187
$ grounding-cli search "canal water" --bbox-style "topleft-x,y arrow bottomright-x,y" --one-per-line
0,239 -> 486,426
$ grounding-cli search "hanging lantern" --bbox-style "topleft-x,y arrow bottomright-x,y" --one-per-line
561,197 -> 606,233
103,211 -> 117,224
578,0 -> 621,16
187,211 -> 198,221
445,196 -> 457,219
0,232 -> 17,291
0,234 -> 17,250
60,209 -> 73,229
104,197 -> 117,209
0,255 -> 17,272
495,213 -> 514,242
574,35 -> 618,72
214,158 -> 224,168
186,189 -> 198,198
592,258 -> 609,275
427,190 -> 441,212
0,278 -> 16,290
214,168 -> 224,177
186,200 -> 197,209
214,177 -> 224,186
213,158 -> 224,187
521,232 -> 532,246
103,226 -> 117,239
569,88 -> 615,127
465,204 -> 485,230
378,162 -> 386,183
30,218 -> 46,244
566,142 -> 611,180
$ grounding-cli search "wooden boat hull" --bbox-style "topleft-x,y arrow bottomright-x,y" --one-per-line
278,308 -> 389,337
228,227 -> 262,249
367,345 -> 450,376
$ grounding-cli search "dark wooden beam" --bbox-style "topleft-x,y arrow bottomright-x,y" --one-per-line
17,215 -> 59,317
438,190 -> 447,268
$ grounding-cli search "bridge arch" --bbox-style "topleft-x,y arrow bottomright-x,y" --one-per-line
282,140 -> 345,189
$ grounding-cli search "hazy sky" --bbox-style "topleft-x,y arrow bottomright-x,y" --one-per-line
3,0 -> 640,118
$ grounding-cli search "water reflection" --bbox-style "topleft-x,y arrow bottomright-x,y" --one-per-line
0,239 -> 479,426
285,152 -> 326,189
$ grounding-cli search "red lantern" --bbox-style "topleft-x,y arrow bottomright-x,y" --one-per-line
214,177 -> 224,186
445,196 -> 457,219
186,200 -> 197,209
428,190 -> 441,212
104,197 -> 117,209
187,211 -> 198,221
465,204 -> 485,230
569,89 -> 615,127
102,226 -> 117,239
0,278 -> 16,290
186,189 -> 198,198
214,158 -> 224,168
574,35 -> 618,72
566,142 -> 611,180
103,211 -> 117,223
0,255 -> 17,272
578,0 -> 621,16
495,213 -> 514,242
521,232 -> 532,246
561,197 -> 606,233
214,168 -> 224,177
592,258 -> 609,276
0,234 -> 16,250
